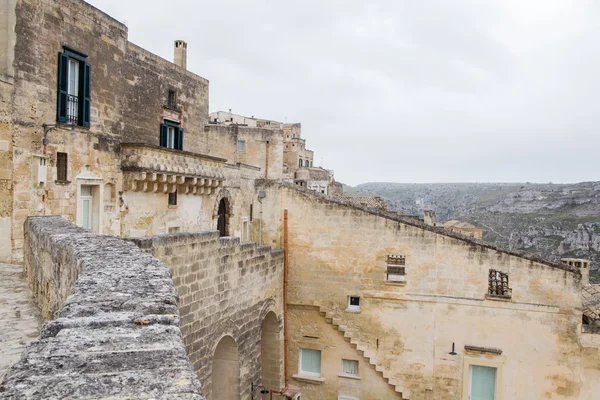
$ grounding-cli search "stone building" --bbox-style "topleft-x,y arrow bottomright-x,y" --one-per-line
442,220 -> 484,240
1,1 -> 600,400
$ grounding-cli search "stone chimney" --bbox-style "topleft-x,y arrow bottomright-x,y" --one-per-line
423,209 -> 436,226
561,258 -> 590,286
174,40 -> 187,70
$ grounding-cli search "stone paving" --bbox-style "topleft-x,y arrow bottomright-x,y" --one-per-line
0,263 -> 42,382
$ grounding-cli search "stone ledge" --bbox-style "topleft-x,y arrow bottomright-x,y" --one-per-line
0,216 -> 205,399
292,374 -> 326,384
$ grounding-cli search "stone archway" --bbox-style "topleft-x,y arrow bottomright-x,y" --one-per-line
261,311 -> 281,397
213,189 -> 234,237
217,197 -> 229,236
212,335 -> 240,400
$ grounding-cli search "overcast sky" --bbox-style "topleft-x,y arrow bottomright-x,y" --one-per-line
88,0 -> 600,186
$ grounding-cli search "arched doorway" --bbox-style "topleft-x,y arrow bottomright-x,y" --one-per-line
217,198 -> 229,236
212,335 -> 240,400
261,312 -> 281,397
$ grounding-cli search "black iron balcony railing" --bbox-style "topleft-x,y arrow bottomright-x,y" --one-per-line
66,94 -> 79,125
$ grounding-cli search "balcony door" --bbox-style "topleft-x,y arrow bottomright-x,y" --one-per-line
80,185 -> 93,230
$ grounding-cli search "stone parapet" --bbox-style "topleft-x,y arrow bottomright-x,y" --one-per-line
0,216 -> 204,399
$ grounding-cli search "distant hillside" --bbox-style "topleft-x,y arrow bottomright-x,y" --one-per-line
349,182 -> 600,282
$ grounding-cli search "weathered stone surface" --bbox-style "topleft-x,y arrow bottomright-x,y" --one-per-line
0,263 -> 41,382
0,216 -> 204,399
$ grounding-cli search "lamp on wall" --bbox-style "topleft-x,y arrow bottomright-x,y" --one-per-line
449,342 -> 457,356
251,382 -> 270,399
41,122 -> 75,145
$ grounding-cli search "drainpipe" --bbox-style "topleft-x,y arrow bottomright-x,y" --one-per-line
265,140 -> 269,179
283,209 -> 289,387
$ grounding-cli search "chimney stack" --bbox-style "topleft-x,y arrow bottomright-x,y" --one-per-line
174,40 -> 187,70
561,258 -> 590,286
423,209 -> 436,226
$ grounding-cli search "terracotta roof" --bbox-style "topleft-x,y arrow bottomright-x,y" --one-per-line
583,284 -> 600,321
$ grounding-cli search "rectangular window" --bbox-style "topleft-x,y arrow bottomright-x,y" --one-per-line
56,152 -> 68,182
386,254 -> 406,282
469,365 -> 497,400
167,90 -> 177,109
250,204 -> 253,222
57,49 -> 90,127
237,140 -> 246,152
168,226 -> 180,233
168,191 -> 177,206
160,123 -> 183,150
347,296 -> 360,311
341,359 -> 359,376
300,348 -> 321,376
488,270 -> 511,297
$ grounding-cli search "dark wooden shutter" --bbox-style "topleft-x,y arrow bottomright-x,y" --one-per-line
57,53 -> 69,123
176,127 -> 184,150
160,124 -> 168,147
81,62 -> 91,128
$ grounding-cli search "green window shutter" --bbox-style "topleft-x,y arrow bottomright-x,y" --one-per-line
57,53 -> 69,123
176,127 -> 184,150
81,62 -> 91,128
160,124 -> 168,147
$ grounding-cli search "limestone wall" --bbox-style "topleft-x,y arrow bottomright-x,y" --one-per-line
132,232 -> 285,400
4,0 -> 212,261
257,182 -> 586,400
0,216 -> 204,399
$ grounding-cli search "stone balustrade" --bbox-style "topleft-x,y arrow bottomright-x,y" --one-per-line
121,143 -> 226,195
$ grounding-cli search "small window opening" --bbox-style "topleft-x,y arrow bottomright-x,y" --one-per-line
168,191 -> 178,206
56,152 -> 68,181
237,140 -> 246,152
348,296 -> 360,311
386,254 -> 406,282
488,269 -> 511,297
167,90 -> 177,108
341,359 -> 359,376
250,204 -> 253,222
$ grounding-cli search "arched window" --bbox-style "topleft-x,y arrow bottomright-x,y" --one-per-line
217,198 -> 229,237
305,160 -> 309,167
298,159 -> 303,167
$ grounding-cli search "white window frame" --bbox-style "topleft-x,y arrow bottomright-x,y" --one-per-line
166,125 -> 176,149
299,348 -> 321,377
340,359 -> 359,377
462,357 -> 502,400
338,396 -> 359,400
347,296 -> 360,312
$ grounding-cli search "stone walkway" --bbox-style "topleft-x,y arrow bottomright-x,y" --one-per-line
0,263 -> 42,382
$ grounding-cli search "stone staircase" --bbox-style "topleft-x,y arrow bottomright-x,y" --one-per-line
317,305 -> 410,400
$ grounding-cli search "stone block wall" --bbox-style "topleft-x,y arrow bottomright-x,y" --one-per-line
1,216 -> 204,399
256,182 -> 586,400
132,232 -> 284,400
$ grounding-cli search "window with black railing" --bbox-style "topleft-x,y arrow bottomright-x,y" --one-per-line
57,47 -> 91,127
66,94 -> 79,125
